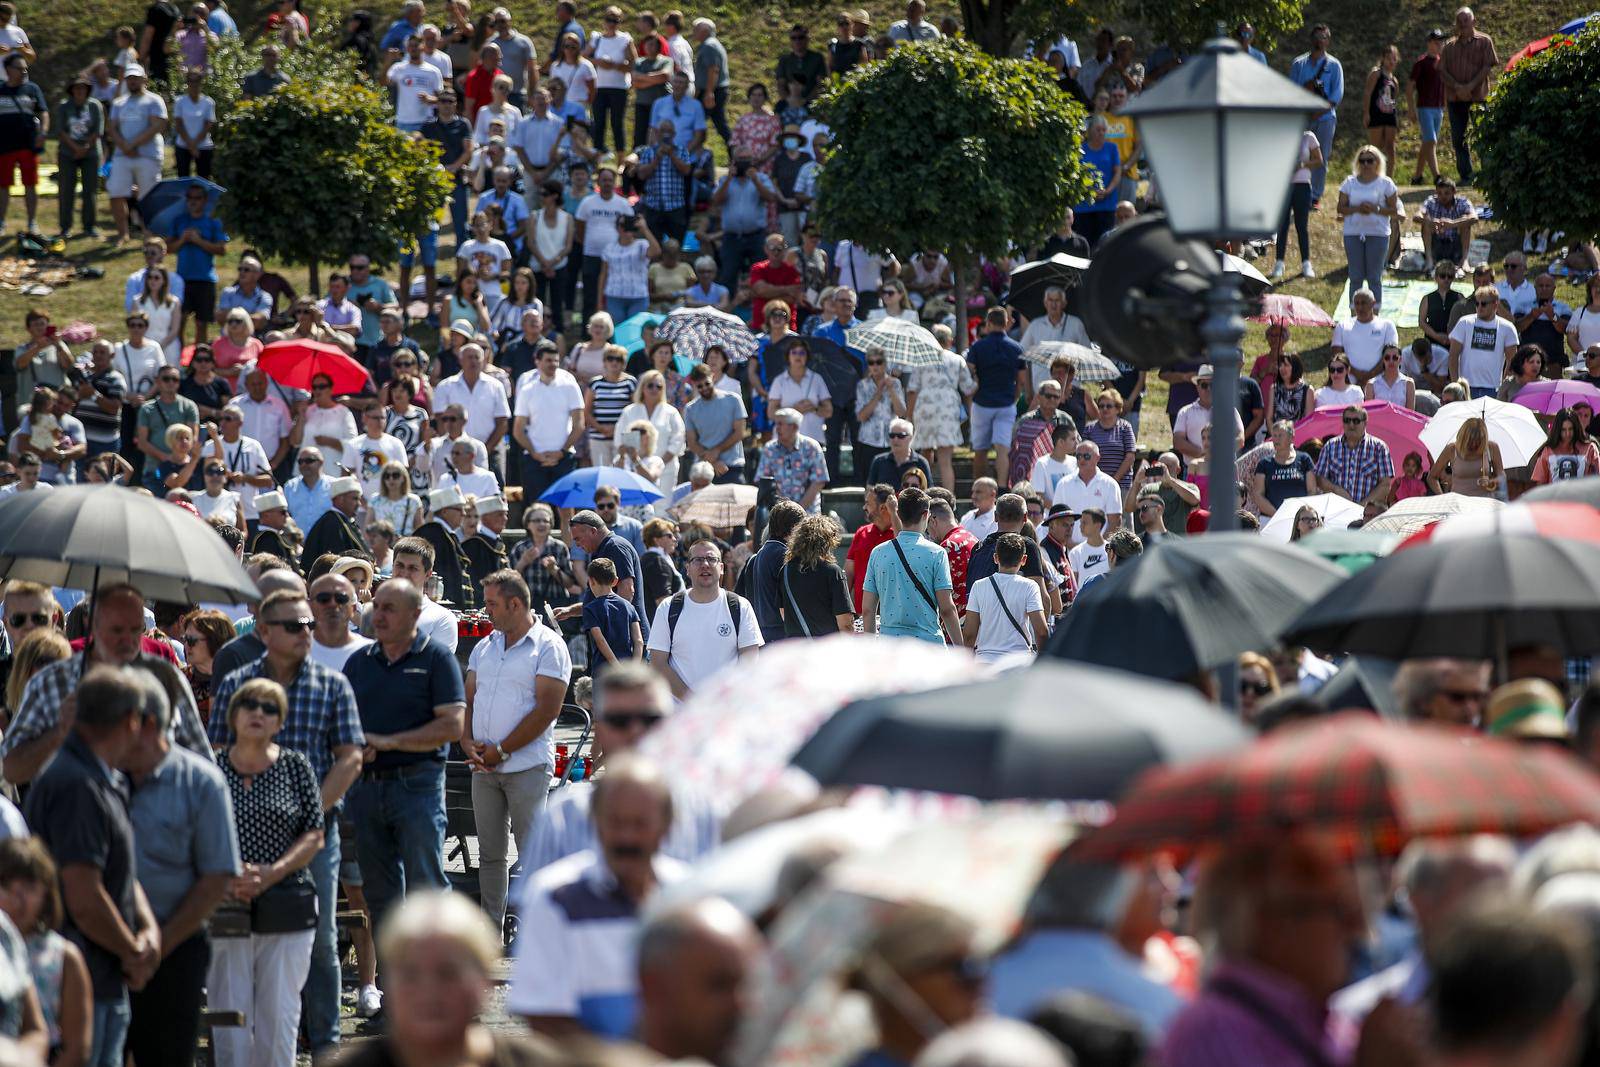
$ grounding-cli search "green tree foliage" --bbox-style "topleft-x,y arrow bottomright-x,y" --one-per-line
213,81 -> 452,281
956,0 -> 1305,57
179,24 -> 363,123
815,39 -> 1093,268
1156,0 -> 1307,51
1472,28 -> 1600,241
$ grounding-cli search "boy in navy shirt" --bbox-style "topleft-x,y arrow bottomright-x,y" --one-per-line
581,557 -> 641,673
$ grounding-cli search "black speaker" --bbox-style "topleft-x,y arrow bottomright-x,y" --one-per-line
1080,215 -> 1220,371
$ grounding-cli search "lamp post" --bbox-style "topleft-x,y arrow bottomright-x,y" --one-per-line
1120,37 -> 1326,537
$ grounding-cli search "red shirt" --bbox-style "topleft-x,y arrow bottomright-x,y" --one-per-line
462,65 -> 504,119
937,524 -> 981,611
1410,54 -> 1444,108
69,636 -> 181,665
846,520 -> 896,612
747,259 -> 802,329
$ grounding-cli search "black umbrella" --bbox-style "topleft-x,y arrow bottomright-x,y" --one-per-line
1007,253 -> 1091,321
0,485 -> 258,604
1315,656 -> 1402,720
1042,533 -> 1348,680
1520,478 -> 1600,507
790,660 -> 1251,803
1284,532 -> 1600,674
766,334 -> 861,405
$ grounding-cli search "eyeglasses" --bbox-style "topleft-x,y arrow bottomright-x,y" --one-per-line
1342,417 -> 1366,426
602,712 -> 664,730
1075,451 -> 1096,460
313,383 -> 333,391
383,472 -> 405,481
1382,355 -> 1400,363
349,262 -> 370,270
1329,366 -> 1348,374
8,612 -> 48,628
314,591 -> 353,605
233,697 -> 283,716
1297,515 -> 1323,525
925,955 -> 990,987
595,501 -> 618,510
438,415 -> 460,423
157,375 -> 180,384
298,457 -> 322,466
205,467 -> 227,476
1358,155 -> 1377,163
888,431 -> 910,439
192,355 -> 215,364
1196,382 -> 1212,389
1475,300 -> 1495,307
688,555 -> 720,566
265,617 -> 315,633
1096,402 -> 1117,410
394,358 -> 418,368
1438,688 -> 1488,705
866,359 -> 885,366
127,320 -> 149,328
645,382 -> 663,391
1241,679 -> 1274,696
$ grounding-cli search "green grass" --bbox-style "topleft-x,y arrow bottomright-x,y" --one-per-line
7,0 -> 1583,450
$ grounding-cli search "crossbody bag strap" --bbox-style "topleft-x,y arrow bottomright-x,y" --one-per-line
782,563 -> 812,638
888,536 -> 944,643
987,575 -> 1033,650
1208,977 -> 1339,1067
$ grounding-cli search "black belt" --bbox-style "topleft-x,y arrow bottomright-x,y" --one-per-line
360,761 -> 439,781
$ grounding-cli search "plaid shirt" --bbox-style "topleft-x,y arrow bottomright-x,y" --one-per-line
755,434 -> 830,513
1314,433 -> 1394,501
208,654 -> 364,784
2,651 -> 213,762
635,144 -> 692,212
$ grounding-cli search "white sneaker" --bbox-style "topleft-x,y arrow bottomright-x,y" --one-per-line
1300,260 -> 1316,279
1269,262 -> 1285,281
357,984 -> 382,1018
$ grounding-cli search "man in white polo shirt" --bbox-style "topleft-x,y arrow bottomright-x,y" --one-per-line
1051,439 -> 1123,536
432,341 -> 510,455
1331,288 -> 1400,385
512,344 -> 585,509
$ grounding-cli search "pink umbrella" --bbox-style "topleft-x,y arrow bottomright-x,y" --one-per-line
1512,378 -> 1600,416
1249,293 -> 1335,327
1295,399 -> 1432,472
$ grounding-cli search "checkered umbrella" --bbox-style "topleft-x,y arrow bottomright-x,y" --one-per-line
656,306 -> 760,365
1076,713 -> 1600,861
844,317 -> 944,368
1020,340 -> 1120,380
670,483 -> 758,528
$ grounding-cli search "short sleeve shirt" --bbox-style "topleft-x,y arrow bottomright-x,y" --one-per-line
129,746 -> 241,922
863,531 -> 952,642
683,392 -> 747,467
110,91 -> 167,160
343,632 -> 465,770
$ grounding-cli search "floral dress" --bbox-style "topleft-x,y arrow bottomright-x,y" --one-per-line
909,351 -> 974,449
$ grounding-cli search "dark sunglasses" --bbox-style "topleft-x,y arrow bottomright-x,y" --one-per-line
602,712 -> 664,730
314,591 -> 353,605
1342,417 -> 1366,426
1475,300 -> 1495,307
265,617 -> 315,633
394,359 -> 418,368
233,697 -> 282,716
888,431 -> 910,439
205,467 -> 227,476
183,633 -> 206,646
383,472 -> 406,480
8,612 -> 48,628
298,457 -> 322,465
1329,365 -> 1348,374
1241,679 -> 1274,696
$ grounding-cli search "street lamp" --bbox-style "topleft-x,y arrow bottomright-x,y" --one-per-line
1119,37 -> 1326,536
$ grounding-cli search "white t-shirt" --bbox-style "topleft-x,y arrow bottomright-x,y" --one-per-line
965,571 -> 1042,663
113,338 -> 170,396
575,192 -> 635,257
1292,130 -> 1320,184
418,596 -> 459,654
342,433 -> 409,496
1567,306 -> 1600,365
172,93 -> 216,150
550,58 -> 597,103
1172,400 -> 1244,451
590,32 -> 633,89
1315,383 -> 1365,409
219,433 -> 272,518
1496,279 -> 1537,319
427,433 -> 489,485
515,371 -> 585,452
473,102 -> 522,143
1067,539 -> 1111,585
434,374 -> 511,444
1366,373 -> 1413,406
422,49 -> 453,82
1339,174 -> 1397,238
1450,314 -> 1520,389
959,508 -> 997,541
194,488 -> 240,524
1332,316 -> 1399,373
311,634 -> 375,671
303,403 -> 359,470
835,240 -> 890,297
387,60 -> 444,125
767,371 -> 830,442
1029,455 -> 1074,500
443,467 -> 500,501
646,591 -> 762,692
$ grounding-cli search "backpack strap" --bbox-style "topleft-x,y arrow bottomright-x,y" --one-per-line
724,590 -> 741,642
666,588 -> 741,646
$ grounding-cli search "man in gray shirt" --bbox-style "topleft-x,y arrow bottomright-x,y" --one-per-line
711,151 -> 779,295
123,672 -> 240,1067
691,17 -> 730,149
682,364 -> 747,483
488,7 -> 537,105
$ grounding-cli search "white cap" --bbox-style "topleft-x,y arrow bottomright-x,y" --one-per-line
449,318 -> 477,337
476,494 -> 507,516
330,556 -> 375,583
122,62 -> 147,79
255,490 -> 287,512
328,476 -> 362,498
429,485 -> 466,511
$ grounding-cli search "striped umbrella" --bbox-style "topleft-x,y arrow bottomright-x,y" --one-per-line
845,317 -> 944,368
656,305 -> 760,365
1020,340 -> 1120,380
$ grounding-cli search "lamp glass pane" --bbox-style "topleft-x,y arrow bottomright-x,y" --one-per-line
1219,110 -> 1311,238
1135,111 -> 1220,238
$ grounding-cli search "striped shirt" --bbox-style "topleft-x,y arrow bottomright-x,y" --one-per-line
587,375 -> 638,441
516,778 -> 722,876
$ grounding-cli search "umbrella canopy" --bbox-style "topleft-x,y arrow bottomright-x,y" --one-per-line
844,318 -> 942,368
1522,476 -> 1600,507
657,305 -> 759,365
612,311 -> 665,356
1258,493 -> 1365,542
1006,253 -> 1090,321
0,485 -> 259,604
1076,713 -> 1600,861
669,482 -> 759,527
1296,527 -> 1401,574
134,176 -> 223,234
539,466 -> 664,508
1506,33 -> 1572,70
1284,531 -> 1600,661
765,334 -> 861,407
1560,13 -> 1596,33
256,340 -> 371,395
637,634 -> 987,817
1041,534 -> 1347,678
1361,492 -> 1504,536
1394,501 -> 1600,551
1421,396 -> 1547,467
1020,341 -> 1120,381
1512,378 -> 1600,416
1223,253 -> 1273,297
792,660 -> 1252,802
1248,293 -> 1334,327
1295,400 -> 1432,473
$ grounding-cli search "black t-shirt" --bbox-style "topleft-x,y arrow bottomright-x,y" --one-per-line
828,38 -> 868,77
143,2 -> 181,80
1523,312 -> 1570,370
967,530 -> 1044,588
179,375 -> 232,414
1422,288 -> 1466,338
370,336 -> 421,387
582,532 -> 650,637
1039,232 -> 1091,261
0,82 -> 46,154
421,116 -> 474,185
866,451 -> 932,490
1235,375 -> 1264,436
1165,359 -> 1204,421
779,559 -> 853,637
1255,451 -> 1315,512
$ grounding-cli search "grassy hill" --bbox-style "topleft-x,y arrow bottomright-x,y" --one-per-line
5,0 -> 1584,448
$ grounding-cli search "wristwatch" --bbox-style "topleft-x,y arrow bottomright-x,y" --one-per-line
492,741 -> 508,762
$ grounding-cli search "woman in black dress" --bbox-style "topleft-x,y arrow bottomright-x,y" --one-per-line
780,514 -> 855,637
639,517 -> 684,618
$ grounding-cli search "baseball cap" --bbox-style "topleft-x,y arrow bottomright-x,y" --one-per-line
1195,364 -> 1215,381
123,62 -> 147,79
1426,27 -> 1446,40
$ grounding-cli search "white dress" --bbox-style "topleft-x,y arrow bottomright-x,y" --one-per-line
139,296 -> 183,368
909,351 -> 975,449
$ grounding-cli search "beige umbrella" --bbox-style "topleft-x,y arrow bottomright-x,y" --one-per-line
670,483 -> 759,527
1362,493 -> 1504,537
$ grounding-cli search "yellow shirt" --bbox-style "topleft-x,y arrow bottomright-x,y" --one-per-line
1100,112 -> 1140,180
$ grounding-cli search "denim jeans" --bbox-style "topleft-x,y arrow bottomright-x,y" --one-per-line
449,180 -> 470,247
607,295 -> 649,322
1277,182 -> 1312,263
1343,234 -> 1389,311
303,818 -> 343,1053
348,761 -> 449,945
90,993 -> 130,1067
1310,110 -> 1337,201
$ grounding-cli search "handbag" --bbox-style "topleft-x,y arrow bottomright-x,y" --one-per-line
250,871 -> 319,935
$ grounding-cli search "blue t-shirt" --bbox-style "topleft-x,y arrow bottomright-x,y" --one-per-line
966,333 -> 1024,408
167,213 -> 227,282
581,592 -> 639,670
1076,141 -> 1121,213
578,532 -> 651,638
342,632 -> 466,769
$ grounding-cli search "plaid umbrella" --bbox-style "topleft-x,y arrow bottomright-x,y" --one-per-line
1075,713 -> 1600,861
1361,492 -> 1503,536
670,483 -> 758,527
1020,340 -> 1120,380
845,317 -> 943,368
1394,501 -> 1600,551
656,305 -> 759,365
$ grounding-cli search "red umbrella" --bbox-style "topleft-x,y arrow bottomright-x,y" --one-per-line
1076,713 -> 1600,861
1395,501 -> 1600,552
1296,400 -> 1432,472
255,340 -> 371,394
1507,34 -> 1573,71
1249,293 -> 1335,327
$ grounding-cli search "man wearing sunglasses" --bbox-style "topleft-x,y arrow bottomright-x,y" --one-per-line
283,448 -> 334,535
308,573 -> 372,670
1314,405 -> 1394,508
1448,285 -> 1520,399
415,485 -> 477,610
245,490 -> 297,568
0,580 -> 56,703
134,365 -> 200,469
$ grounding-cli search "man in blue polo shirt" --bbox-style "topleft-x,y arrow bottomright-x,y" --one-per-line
342,578 -> 466,941
648,72 -> 706,152
965,306 -> 1026,486
861,487 -> 962,645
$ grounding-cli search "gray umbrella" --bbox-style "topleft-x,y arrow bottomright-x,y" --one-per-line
0,485 -> 259,604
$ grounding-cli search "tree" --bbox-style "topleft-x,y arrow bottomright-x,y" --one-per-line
956,0 -> 1305,58
186,24 -> 363,123
959,0 -> 1092,58
1472,29 -> 1600,244
213,81 -> 452,292
815,39 -> 1094,345
1154,0 -> 1306,52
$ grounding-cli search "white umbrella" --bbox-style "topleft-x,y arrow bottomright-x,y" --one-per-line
1361,493 -> 1505,536
845,317 -> 943,368
1020,340 -> 1120,381
1259,493 -> 1365,542
1420,397 -> 1548,468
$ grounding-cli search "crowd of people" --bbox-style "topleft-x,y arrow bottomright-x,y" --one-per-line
0,3 -> 1591,1067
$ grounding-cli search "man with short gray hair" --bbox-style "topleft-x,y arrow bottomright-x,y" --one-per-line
1392,657 -> 1491,727
1018,285 -> 1092,393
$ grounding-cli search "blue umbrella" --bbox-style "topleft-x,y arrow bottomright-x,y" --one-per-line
1559,12 -> 1596,33
540,466 -> 665,508
613,311 -> 665,356
135,177 -> 224,236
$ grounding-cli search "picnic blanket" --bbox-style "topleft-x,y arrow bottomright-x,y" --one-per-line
1333,278 -> 1434,322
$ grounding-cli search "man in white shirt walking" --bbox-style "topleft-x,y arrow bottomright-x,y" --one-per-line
1051,440 -> 1123,536
646,540 -> 760,697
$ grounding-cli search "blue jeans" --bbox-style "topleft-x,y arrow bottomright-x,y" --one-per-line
90,994 -> 130,1067
1310,110 -> 1337,200
606,295 -> 649,322
1343,234 -> 1388,311
449,181 -> 470,247
1470,386 -> 1497,400
302,819 -> 342,1052
347,762 -> 448,945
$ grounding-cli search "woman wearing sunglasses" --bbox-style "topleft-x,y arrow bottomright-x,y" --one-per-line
367,460 -> 423,536
1314,359 -> 1362,410
179,609 -> 235,724
1336,144 -> 1401,311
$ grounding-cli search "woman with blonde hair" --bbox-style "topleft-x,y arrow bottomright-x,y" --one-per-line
614,418 -> 663,516
367,460 -> 423,535
1428,416 -> 1503,497
615,369 -> 686,496
780,514 -> 854,637
4,629 -> 69,727
1238,651 -> 1281,727
569,311 -> 615,381
1336,143 -> 1401,312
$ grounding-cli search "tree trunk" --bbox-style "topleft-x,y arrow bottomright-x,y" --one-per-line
952,253 -> 969,353
958,0 -> 1015,56
307,259 -> 320,297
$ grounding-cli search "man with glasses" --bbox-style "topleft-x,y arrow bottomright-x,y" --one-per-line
1050,440 -> 1123,536
1018,287 -> 1092,393
747,233 -> 804,331
235,368 -> 294,477
245,490 -> 297,565
647,540 -> 760,696
370,304 -> 421,387
866,417 -> 930,489
0,53 -> 46,238
1170,365 -> 1244,462
1008,380 -> 1075,489
308,572 -> 372,670
215,403 -> 273,524
426,402 -> 490,486
1394,657 -> 1491,727
1496,254 -> 1536,318
633,117 -> 694,242
1315,405 -> 1395,507
165,184 -> 227,345
287,298 -> 357,355
343,406 -> 408,498
283,447 -> 334,533
216,256 -> 269,333
513,346 -> 586,508
557,509 -> 650,636
208,588 -> 363,1055
1331,288 -> 1400,387
135,366 -> 199,470
755,408 -> 828,514
1448,286 -> 1520,399
776,23 -> 825,102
